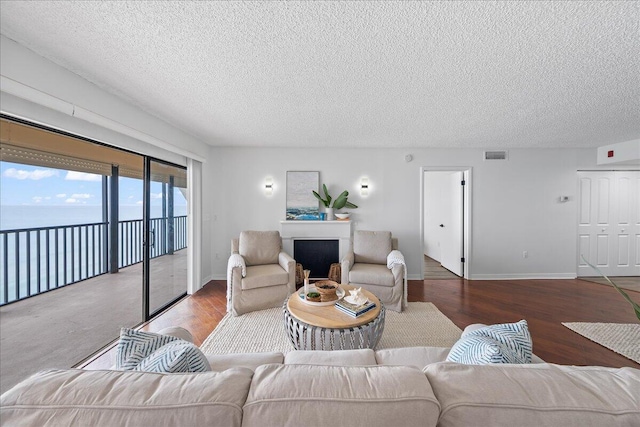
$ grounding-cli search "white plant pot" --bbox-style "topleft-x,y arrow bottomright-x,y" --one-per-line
325,207 -> 335,220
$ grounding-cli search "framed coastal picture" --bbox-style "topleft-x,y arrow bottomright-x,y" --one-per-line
286,171 -> 319,220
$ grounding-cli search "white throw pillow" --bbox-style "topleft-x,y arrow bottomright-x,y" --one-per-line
115,328 -> 210,373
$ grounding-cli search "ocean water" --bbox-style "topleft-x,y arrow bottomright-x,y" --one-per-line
0,205 -> 187,231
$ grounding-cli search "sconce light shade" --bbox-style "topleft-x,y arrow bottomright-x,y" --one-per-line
265,177 -> 273,195
361,177 -> 369,196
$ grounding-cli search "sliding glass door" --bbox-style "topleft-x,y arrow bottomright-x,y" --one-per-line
0,117 -> 188,393
143,158 -> 188,318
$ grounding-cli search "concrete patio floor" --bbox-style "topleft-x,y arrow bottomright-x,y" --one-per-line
0,249 -> 186,394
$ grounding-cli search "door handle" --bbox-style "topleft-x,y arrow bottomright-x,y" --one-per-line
439,224 -> 444,228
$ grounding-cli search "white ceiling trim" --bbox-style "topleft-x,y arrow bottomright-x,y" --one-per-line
1,76 -> 206,162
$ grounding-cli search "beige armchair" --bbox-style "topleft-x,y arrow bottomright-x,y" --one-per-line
341,230 -> 406,312
227,231 -> 296,316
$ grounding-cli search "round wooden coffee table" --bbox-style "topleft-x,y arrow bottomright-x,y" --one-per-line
283,284 -> 385,350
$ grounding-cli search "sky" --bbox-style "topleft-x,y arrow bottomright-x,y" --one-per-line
0,161 -> 186,207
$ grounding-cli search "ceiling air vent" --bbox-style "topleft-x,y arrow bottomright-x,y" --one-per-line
484,150 -> 508,161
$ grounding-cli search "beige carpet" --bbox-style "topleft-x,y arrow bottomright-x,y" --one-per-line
562,322 -> 640,364
200,302 -> 462,354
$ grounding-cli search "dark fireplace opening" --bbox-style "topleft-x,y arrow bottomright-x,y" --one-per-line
294,239 -> 339,279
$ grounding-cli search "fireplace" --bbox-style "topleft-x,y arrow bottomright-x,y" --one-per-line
294,239 -> 339,279
280,220 -> 353,279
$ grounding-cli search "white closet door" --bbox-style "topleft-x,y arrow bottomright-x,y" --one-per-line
612,171 -> 640,275
578,171 -> 640,276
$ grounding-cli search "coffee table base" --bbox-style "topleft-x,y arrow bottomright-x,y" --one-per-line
283,300 -> 386,350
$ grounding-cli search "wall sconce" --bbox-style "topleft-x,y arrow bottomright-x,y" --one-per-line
360,178 -> 369,196
265,177 -> 273,196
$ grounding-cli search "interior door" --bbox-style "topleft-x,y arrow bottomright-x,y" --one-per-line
440,172 -> 464,276
578,171 -> 640,276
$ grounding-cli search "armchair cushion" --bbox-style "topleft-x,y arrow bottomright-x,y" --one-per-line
349,264 -> 395,287
239,231 -> 281,266
242,264 -> 289,290
354,231 -> 392,264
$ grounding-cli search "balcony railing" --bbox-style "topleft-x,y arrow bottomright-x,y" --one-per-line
0,216 -> 187,305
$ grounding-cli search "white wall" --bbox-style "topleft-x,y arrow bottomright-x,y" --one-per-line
205,146 -> 627,280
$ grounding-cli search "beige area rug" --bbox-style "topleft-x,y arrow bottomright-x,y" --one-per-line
562,322 -> 640,364
200,302 -> 462,354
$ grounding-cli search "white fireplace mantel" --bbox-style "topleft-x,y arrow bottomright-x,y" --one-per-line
280,220 -> 353,260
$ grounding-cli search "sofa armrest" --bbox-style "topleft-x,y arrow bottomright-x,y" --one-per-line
278,251 -> 294,271
341,251 -> 354,284
387,250 -> 405,281
157,326 -> 194,343
279,251 -> 296,292
228,254 -> 246,277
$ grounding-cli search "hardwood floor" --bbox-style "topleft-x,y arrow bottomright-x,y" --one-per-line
83,278 -> 640,370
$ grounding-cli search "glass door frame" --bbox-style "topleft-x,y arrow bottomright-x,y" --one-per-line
142,156 -> 187,321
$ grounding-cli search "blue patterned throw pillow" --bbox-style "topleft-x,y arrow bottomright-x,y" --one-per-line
446,320 -> 532,364
115,328 -> 210,373
446,335 -> 521,364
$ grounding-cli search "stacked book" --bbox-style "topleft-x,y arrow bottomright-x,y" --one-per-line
335,298 -> 376,317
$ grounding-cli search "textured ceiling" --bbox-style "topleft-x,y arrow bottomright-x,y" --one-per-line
1,1 -> 638,148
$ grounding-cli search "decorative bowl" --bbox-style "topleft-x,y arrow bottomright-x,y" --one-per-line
298,286 -> 345,306
314,280 -> 339,294
335,213 -> 350,219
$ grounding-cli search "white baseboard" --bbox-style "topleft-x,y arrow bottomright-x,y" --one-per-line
468,273 -> 577,280
207,272 -> 577,282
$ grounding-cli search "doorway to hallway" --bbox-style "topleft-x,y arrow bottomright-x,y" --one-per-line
421,167 -> 471,279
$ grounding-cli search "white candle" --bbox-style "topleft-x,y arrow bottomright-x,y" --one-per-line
303,269 -> 311,299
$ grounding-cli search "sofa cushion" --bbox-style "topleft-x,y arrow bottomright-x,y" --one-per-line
116,328 -> 210,373
0,368 -> 254,427
424,362 -> 640,427
354,230 -> 392,264
206,352 -> 284,372
349,263 -> 395,287
243,364 -> 440,427
242,264 -> 289,290
375,347 -> 451,369
285,349 -> 377,366
447,320 -> 532,364
239,230 -> 281,266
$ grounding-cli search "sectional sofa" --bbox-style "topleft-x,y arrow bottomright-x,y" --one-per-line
2,328 -> 639,427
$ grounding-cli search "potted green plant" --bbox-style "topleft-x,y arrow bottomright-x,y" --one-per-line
312,184 -> 358,220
